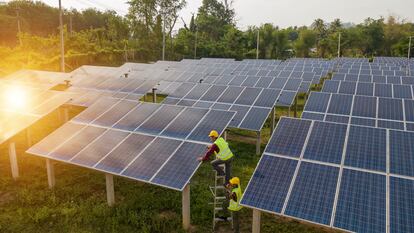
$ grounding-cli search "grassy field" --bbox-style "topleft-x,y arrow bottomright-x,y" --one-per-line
0,85 -> 342,233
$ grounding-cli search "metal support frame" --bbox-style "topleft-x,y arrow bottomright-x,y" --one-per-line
223,130 -> 227,140
26,128 -> 32,147
152,88 -> 157,103
182,184 -> 191,230
270,107 -> 276,135
105,174 -> 115,206
8,142 -> 19,180
46,159 -> 55,189
252,209 -> 261,233
256,131 -> 261,156
294,96 -> 298,118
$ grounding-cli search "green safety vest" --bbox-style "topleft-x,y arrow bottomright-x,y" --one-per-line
213,137 -> 234,161
228,186 -> 242,211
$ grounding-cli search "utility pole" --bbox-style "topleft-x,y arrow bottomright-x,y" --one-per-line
408,36 -> 412,60
256,28 -> 260,59
194,26 -> 198,59
69,13 -> 73,36
16,8 -> 22,46
59,0 -> 65,72
162,12 -> 166,61
337,32 -> 341,58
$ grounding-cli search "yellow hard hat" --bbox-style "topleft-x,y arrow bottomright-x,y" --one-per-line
229,177 -> 240,185
209,130 -> 219,138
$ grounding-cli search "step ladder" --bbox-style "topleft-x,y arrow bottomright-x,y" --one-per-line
209,164 -> 233,231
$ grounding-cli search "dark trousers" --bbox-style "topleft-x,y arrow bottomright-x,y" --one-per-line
211,157 -> 233,183
232,211 -> 240,233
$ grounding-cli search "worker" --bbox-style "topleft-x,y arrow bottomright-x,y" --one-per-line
198,130 -> 234,184
222,177 -> 243,233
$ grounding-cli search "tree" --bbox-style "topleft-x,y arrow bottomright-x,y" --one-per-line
295,29 -> 317,57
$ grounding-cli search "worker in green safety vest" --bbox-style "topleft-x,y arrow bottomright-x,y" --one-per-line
226,177 -> 243,233
198,130 -> 234,184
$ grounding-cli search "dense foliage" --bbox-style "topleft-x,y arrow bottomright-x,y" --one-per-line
0,0 -> 413,74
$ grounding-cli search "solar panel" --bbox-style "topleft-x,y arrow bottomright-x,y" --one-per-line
217,86 -> 244,103
255,77 -> 273,88
73,98 -> 120,124
122,137 -> 182,181
228,105 -> 250,128
304,92 -> 330,113
284,79 -> 301,91
269,78 -> 287,89
350,117 -> 376,127
393,85 -> 412,99
151,142 -> 205,190
235,87 -> 262,106
265,118 -> 311,157
114,103 -> 160,131
161,108 -> 208,139
200,85 -> 227,102
301,112 -> 324,121
404,99 -> 414,122
240,155 -> 297,213
137,105 -> 184,135
389,177 -> 414,233
334,169 -> 386,233
352,95 -> 377,118
389,130 -> 414,177
193,101 -> 214,109
95,134 -> 155,173
345,126 -> 386,172
211,103 -> 232,110
241,76 -> 259,87
375,83 -> 393,98
92,100 -> 137,127
285,162 -> 339,225
325,114 -> 349,124
338,81 -> 356,95
356,82 -> 374,96
254,89 -> 280,108
322,80 -> 340,93
277,91 -> 297,106
305,121 -> 347,163
378,98 -> 404,121
239,107 -> 271,131
327,94 -> 353,115
377,120 -> 405,130
177,99 -> 196,107
183,84 -> 211,100
187,110 -> 235,142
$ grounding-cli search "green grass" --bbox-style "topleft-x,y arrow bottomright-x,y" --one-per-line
0,88 -> 343,233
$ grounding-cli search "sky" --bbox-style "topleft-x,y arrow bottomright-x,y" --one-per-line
21,0 -> 414,30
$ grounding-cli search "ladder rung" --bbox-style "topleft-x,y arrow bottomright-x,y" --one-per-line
214,217 -> 232,222
214,207 -> 223,211
215,196 -> 226,200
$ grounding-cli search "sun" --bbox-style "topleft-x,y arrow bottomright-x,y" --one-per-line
3,86 -> 27,110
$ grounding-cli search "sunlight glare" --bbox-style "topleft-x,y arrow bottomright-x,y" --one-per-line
3,87 -> 27,110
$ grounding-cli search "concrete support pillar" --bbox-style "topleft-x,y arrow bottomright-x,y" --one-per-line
252,209 -> 261,233
182,184 -> 191,230
152,88 -> 157,103
46,159 -> 55,189
8,142 -> 19,180
105,174 -> 115,206
223,130 -> 227,140
256,131 -> 261,156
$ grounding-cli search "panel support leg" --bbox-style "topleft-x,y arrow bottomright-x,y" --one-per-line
46,159 -> 55,189
294,96 -> 298,118
223,130 -> 227,140
9,142 -> 19,180
182,184 -> 191,230
252,209 -> 261,233
270,107 -> 275,135
106,174 -> 115,206
26,128 -> 32,147
288,107 -> 291,117
63,107 -> 69,123
256,131 -> 261,156
152,88 -> 157,103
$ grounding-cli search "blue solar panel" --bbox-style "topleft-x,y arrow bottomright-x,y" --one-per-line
183,84 -> 211,100
345,74 -> 358,82
162,97 -> 180,105
352,95 -> 377,118
228,75 -> 247,86
338,81 -> 356,95
393,85 -> 412,99
375,83 -> 393,98
334,169 -> 386,233
345,126 -> 386,172
269,78 -> 288,89
71,129 -> 129,167
228,105 -> 250,128
152,142 -> 206,190
137,105 -> 184,135
378,98 -> 404,121
332,73 -> 345,81
239,107 -> 271,131
285,162 -> 339,225
113,103 -> 160,131
325,115 -> 349,124
301,112 -> 324,121
373,75 -> 387,84
377,120 -> 405,130
277,91 -> 297,106
193,101 -> 214,109
200,85 -> 227,102
255,77 -> 273,88
356,82 -> 374,96
284,79 -> 301,91
387,76 -> 402,84
350,117 -> 376,127
188,110 -> 234,142
211,103 -> 232,110
389,130 -> 414,177
266,118 -> 311,157
73,98 -> 120,124
327,94 -> 353,115
406,123 -> 414,131
240,155 -> 297,213
304,92 -> 330,113
217,86 -> 244,103
161,108 -> 208,139
50,126 -> 106,160
404,99 -> 414,122
169,83 -> 195,98
390,177 -> 414,233
177,99 -> 196,107
242,76 -> 259,87
254,89 -> 280,108
359,74 -> 372,82
95,134 -> 155,174
304,121 -> 347,164
235,87 -> 262,106
92,100 -> 137,127
322,80 -> 340,93
122,138 -> 182,181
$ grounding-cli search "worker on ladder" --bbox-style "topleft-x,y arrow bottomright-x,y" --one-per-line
198,130 -> 234,184
225,177 -> 243,233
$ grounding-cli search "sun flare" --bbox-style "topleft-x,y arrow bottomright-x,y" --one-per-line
3,87 -> 27,110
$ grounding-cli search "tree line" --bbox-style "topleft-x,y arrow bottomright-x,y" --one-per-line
0,0 -> 413,74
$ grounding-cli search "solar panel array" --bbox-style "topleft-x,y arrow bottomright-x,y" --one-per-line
0,82 -> 74,144
27,98 -> 235,191
241,117 -> 414,233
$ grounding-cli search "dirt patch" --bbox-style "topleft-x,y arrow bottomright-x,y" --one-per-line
158,210 -> 177,220
0,191 -> 14,205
